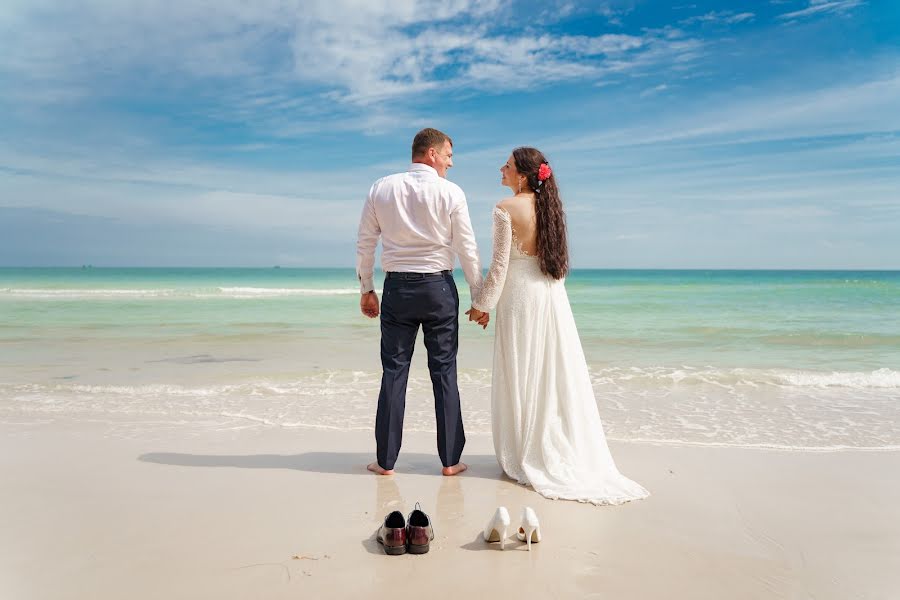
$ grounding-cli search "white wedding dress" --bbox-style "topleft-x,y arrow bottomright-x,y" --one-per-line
473,207 -> 649,505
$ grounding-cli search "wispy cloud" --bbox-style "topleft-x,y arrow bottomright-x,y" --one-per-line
640,83 -> 670,97
681,11 -> 755,26
0,0 -> 701,117
777,0 -> 865,20
567,70 -> 900,151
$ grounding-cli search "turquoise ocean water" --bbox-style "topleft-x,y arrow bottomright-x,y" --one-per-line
2,268 -> 899,450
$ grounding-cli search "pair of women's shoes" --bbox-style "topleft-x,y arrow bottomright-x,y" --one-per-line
483,506 -> 542,551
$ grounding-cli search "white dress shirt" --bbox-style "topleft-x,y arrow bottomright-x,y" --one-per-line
356,163 -> 483,297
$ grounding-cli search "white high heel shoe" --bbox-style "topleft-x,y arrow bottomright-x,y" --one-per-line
483,507 -> 511,550
516,507 -> 542,550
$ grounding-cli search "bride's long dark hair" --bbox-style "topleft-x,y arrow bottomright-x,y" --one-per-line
512,147 -> 569,280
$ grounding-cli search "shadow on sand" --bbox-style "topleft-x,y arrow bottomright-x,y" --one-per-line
138,451 -> 504,480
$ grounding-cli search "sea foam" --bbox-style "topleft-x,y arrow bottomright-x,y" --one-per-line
2,367 -> 898,451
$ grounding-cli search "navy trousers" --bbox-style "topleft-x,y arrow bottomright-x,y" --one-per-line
376,271 -> 465,471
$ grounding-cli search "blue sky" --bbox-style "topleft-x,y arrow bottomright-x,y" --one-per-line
1,0 -> 898,268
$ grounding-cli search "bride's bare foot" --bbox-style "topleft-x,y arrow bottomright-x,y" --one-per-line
441,463 -> 467,476
367,462 -> 394,475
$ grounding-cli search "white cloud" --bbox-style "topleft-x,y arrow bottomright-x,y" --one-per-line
0,169 -> 360,235
566,70 -> 900,151
640,83 -> 669,97
777,0 -> 865,20
680,11 -> 755,26
0,0 -> 701,115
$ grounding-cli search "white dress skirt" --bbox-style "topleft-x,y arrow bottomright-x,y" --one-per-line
473,207 -> 649,505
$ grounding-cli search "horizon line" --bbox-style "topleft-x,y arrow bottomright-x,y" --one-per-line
2,266 -> 899,272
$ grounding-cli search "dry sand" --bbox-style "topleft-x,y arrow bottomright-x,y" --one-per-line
1,423 -> 898,599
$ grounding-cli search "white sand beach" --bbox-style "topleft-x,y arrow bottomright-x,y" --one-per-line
2,422 -> 898,600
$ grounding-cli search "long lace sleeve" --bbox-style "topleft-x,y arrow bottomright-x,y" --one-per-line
472,207 -> 512,313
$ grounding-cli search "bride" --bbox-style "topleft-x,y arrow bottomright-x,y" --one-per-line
469,147 -> 649,505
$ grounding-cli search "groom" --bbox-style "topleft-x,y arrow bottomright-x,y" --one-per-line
357,128 -> 487,476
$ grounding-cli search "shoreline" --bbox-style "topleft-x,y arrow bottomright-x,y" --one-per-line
4,366 -> 897,451
7,414 -> 900,454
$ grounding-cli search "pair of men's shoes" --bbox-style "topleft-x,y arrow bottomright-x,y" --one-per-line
483,506 -> 542,550
376,502 -> 434,555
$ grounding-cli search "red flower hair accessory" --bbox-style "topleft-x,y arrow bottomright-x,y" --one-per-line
537,163 -> 552,183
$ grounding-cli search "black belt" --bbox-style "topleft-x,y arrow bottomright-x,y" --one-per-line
386,270 -> 451,280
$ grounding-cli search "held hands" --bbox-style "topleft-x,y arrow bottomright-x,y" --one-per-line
363,294 -> 486,329
465,307 -> 490,329
360,291 -> 380,318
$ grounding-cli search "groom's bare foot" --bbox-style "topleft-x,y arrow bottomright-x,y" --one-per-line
367,462 -> 395,475
441,463 -> 467,476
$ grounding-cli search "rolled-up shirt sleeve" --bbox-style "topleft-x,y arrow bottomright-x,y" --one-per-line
449,192 -> 483,299
356,185 -> 380,293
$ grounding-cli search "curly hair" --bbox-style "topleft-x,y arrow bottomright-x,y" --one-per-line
512,147 -> 569,280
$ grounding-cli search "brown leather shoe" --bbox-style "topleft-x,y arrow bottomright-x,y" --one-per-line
406,502 -> 434,554
376,511 -> 407,555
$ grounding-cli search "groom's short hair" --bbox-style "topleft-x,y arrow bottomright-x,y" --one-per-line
412,128 -> 452,160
